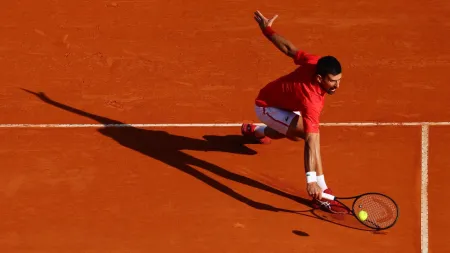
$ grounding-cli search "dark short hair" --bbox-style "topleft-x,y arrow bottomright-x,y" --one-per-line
316,56 -> 341,77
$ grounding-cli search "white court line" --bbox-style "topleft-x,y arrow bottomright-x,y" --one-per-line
421,125 -> 429,253
0,122 -> 449,128
0,121 -> 444,253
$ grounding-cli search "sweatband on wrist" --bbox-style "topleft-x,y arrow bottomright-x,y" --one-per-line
263,26 -> 276,38
306,171 -> 317,183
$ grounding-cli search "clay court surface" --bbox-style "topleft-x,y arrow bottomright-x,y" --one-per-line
1,0 -> 450,252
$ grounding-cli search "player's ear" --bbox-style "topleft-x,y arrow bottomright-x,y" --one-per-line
316,74 -> 323,83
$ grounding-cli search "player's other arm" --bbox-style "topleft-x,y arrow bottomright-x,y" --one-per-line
304,132 -> 324,199
253,10 -> 298,58
265,28 -> 299,58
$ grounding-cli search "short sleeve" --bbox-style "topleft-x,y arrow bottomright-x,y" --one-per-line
302,107 -> 321,133
293,50 -> 320,65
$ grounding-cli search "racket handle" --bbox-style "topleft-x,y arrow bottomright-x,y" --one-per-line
321,192 -> 335,200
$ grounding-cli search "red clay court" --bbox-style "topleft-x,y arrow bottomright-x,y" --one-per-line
1,0 -> 450,252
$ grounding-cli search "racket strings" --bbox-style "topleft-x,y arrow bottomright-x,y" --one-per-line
354,194 -> 398,229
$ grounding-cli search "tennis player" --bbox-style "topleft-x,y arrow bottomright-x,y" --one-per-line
241,11 -> 346,213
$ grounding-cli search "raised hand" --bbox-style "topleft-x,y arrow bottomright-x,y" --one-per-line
254,10 -> 278,30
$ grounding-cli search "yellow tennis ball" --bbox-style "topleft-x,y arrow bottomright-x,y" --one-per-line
358,210 -> 368,221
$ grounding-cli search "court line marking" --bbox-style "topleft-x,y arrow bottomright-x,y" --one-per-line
421,125 -> 429,253
0,122 -> 449,128
0,121 -> 443,253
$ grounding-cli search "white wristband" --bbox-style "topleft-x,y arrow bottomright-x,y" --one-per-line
306,171 -> 317,183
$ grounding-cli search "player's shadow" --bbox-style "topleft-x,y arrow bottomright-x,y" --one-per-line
23,89 -> 377,232
23,89 -> 313,213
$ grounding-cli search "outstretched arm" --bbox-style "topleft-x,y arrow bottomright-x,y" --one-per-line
22,89 -> 123,126
304,133 -> 324,199
253,10 -> 298,58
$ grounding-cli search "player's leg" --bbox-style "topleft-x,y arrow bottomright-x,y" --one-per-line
253,105 -> 305,141
284,111 -> 306,141
262,126 -> 286,140
241,105 -> 305,144
241,106 -> 287,143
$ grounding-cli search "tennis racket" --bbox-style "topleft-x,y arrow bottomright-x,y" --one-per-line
321,192 -> 399,230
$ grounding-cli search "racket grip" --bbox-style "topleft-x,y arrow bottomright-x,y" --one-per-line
321,192 -> 335,200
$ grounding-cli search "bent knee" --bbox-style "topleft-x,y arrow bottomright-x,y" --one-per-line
285,115 -> 305,141
286,128 -> 305,141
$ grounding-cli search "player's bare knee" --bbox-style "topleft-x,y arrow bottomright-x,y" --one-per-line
286,125 -> 305,141
286,129 -> 305,141
286,115 -> 305,141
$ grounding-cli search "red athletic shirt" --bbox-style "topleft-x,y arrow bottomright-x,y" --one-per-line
255,50 -> 326,133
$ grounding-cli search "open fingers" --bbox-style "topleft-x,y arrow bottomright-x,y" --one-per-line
267,14 -> 278,26
270,14 -> 279,22
254,10 -> 265,20
254,14 -> 263,23
254,11 -> 279,27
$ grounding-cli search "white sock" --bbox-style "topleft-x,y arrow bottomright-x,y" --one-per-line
254,125 -> 266,138
317,174 -> 328,190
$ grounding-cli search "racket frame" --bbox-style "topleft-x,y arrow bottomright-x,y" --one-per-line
321,192 -> 399,230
